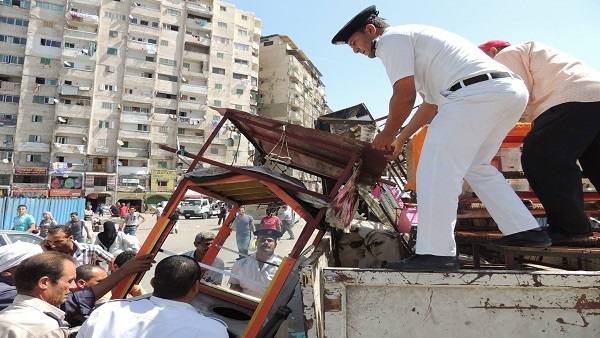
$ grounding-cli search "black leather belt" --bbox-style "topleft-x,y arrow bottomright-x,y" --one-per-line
449,72 -> 512,91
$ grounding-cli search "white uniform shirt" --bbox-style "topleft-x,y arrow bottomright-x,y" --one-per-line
375,25 -> 509,106
229,253 -> 282,298
0,295 -> 73,338
76,296 -> 228,338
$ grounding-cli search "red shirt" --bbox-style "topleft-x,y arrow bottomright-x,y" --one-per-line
119,205 -> 128,216
260,215 -> 280,230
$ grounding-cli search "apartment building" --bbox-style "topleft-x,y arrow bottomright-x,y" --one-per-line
0,0 -> 260,207
257,34 -> 327,191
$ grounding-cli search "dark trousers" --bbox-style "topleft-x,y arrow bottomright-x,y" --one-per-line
521,101 -> 600,235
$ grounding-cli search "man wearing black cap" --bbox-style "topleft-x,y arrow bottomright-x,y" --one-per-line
332,6 -> 551,272
229,229 -> 282,298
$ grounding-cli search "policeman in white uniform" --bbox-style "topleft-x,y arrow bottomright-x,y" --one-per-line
332,6 -> 551,272
229,229 -> 283,298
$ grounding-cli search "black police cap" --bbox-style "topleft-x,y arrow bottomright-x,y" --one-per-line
331,5 -> 379,45
254,228 -> 283,239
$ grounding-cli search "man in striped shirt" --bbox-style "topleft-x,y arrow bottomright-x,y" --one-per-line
45,225 -> 114,267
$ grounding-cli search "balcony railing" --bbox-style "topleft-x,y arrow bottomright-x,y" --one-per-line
180,84 -> 208,95
55,125 -> 88,135
118,147 -> 149,158
185,34 -> 211,47
0,81 -> 21,93
55,103 -> 91,118
125,58 -> 156,70
63,29 -> 97,41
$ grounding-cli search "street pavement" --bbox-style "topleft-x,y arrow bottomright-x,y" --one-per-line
133,212 -> 310,293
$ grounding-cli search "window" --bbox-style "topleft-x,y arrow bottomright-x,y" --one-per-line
210,147 -> 219,155
26,154 -> 41,162
121,141 -> 129,148
94,177 -> 107,186
155,92 -> 177,99
35,77 -> 57,86
216,52 -> 224,59
160,40 -> 168,46
40,58 -> 51,65
167,8 -> 180,16
162,23 -> 179,31
42,21 -> 53,28
182,62 -> 190,70
32,115 -> 43,123
213,100 -> 221,107
36,1 -> 63,11
214,83 -> 222,89
0,16 -> 29,27
159,126 -> 168,133
98,121 -> 110,128
107,48 -> 118,55
177,128 -> 185,135
212,67 -> 225,75
64,42 -> 75,49
178,111 -> 187,117
263,41 -> 274,47
146,56 -> 155,62
213,36 -> 230,45
32,96 -> 52,104
105,65 -> 115,73
104,11 -> 126,21
55,137 -> 67,144
159,58 -> 177,67
98,139 -> 107,147
234,43 -> 249,51
241,15 -> 248,21
28,135 -> 41,143
0,95 -> 19,103
157,74 -> 178,82
137,124 -> 149,132
219,5 -> 226,11
233,73 -> 248,80
101,102 -> 113,109
0,54 -> 24,65
0,35 -> 26,45
217,22 -> 227,28
236,89 -> 244,95
238,29 -> 248,36
109,30 -> 118,37
234,58 -> 249,66
100,84 -> 116,91
235,104 -> 243,110
157,162 -> 168,169
40,38 -> 61,48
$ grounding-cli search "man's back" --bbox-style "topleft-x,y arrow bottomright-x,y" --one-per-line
76,296 -> 227,338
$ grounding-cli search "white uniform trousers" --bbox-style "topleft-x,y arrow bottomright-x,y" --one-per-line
415,77 -> 540,256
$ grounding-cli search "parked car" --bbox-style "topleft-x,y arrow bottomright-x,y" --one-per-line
0,230 -> 43,247
180,198 -> 212,219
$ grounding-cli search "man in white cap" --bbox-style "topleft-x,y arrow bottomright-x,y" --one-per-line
0,242 -> 43,311
332,6 -> 551,272
229,229 -> 283,298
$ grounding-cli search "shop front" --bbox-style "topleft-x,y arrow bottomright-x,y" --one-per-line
49,174 -> 84,198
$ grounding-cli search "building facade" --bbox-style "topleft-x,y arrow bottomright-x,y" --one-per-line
257,34 -> 327,191
0,0 -> 260,207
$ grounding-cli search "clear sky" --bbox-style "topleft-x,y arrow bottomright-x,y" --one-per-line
225,0 -> 600,119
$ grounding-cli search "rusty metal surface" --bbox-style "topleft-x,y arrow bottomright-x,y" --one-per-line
317,269 -> 600,337
212,108 -> 388,184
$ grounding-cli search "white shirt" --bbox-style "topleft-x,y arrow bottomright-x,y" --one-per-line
375,25 -> 509,106
0,295 -> 73,338
76,296 -> 228,338
280,207 -> 293,222
229,253 -> 282,298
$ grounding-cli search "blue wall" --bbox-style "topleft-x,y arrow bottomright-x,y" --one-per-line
0,197 -> 85,230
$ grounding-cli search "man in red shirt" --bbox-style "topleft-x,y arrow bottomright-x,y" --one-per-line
259,208 -> 281,232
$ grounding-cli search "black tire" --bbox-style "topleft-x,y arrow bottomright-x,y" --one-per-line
202,212 -> 209,219
184,214 -> 191,219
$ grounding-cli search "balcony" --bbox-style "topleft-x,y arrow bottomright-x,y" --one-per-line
179,100 -> 207,111
92,164 -> 115,172
180,84 -> 208,95
289,82 -> 303,94
0,161 -> 13,173
178,134 -> 204,144
119,129 -> 151,140
289,69 -> 301,83
55,103 -> 91,118
131,5 -> 160,18
0,141 -> 14,150
61,67 -> 95,79
123,75 -> 155,88
62,48 -> 96,60
118,166 -> 149,175
153,97 -> 177,109
60,84 -> 92,97
187,2 -> 213,16
125,58 -> 156,71
122,92 -> 153,104
119,147 -> 149,158
128,24 -> 159,37
185,34 -> 211,47
182,68 -> 208,80
120,112 -> 151,124
70,0 -> 100,5
0,81 -> 21,94
155,79 -> 178,93
65,11 -> 99,26
53,143 -> 85,154
54,124 -> 88,135
186,18 -> 212,31
288,97 -> 302,108
63,29 -> 97,41
178,118 -> 206,129
182,50 -> 209,62
127,40 -> 158,54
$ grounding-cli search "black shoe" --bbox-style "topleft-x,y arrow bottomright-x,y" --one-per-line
386,254 -> 459,272
546,230 -> 592,244
492,229 -> 551,247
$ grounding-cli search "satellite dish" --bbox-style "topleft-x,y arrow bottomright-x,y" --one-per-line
53,99 -> 59,103
129,15 -> 134,19
2,159 -> 8,164
116,140 -> 124,146
57,117 -> 67,123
